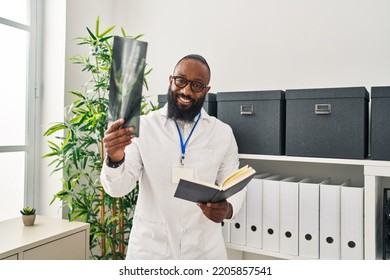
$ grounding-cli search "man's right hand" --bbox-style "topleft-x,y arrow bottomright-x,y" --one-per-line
103,118 -> 135,162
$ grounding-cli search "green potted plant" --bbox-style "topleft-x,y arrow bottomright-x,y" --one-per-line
20,207 -> 36,226
42,17 -> 156,259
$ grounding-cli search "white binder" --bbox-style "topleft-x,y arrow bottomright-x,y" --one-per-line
230,193 -> 246,245
262,175 -> 283,252
245,173 -> 270,248
341,185 -> 364,259
221,220 -> 230,243
319,178 -> 348,260
298,178 -> 322,259
279,176 -> 300,256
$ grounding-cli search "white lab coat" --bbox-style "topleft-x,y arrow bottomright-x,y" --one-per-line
100,105 -> 246,259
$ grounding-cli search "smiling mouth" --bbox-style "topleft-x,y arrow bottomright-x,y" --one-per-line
177,94 -> 193,106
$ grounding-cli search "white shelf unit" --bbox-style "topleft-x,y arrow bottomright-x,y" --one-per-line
227,153 -> 390,260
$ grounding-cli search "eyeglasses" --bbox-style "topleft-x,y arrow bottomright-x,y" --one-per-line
172,76 -> 208,93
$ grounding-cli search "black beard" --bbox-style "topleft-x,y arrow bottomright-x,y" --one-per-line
166,87 -> 205,122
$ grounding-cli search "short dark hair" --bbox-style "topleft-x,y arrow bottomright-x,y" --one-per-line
175,54 -> 211,82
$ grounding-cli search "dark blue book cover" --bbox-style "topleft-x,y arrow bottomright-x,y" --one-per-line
174,165 -> 256,203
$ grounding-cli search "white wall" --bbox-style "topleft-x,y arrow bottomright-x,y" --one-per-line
111,0 -> 390,99
38,0 -> 67,218
62,0 -> 390,104
40,0 -> 390,216
65,0 -> 115,107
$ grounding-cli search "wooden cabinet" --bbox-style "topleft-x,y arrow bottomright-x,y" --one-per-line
226,154 -> 390,260
0,215 -> 90,260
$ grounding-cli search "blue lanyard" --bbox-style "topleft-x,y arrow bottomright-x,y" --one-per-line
174,113 -> 201,165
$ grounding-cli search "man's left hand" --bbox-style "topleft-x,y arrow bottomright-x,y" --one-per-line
197,200 -> 232,223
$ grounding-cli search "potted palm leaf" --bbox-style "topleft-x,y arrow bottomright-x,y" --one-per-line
42,17 -> 156,259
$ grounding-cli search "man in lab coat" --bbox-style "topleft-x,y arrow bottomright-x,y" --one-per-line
100,54 -> 246,259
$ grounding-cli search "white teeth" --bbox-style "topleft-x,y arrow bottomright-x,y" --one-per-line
178,95 -> 191,104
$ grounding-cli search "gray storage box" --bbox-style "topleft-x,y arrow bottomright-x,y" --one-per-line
157,94 -> 167,109
157,93 -> 217,117
217,90 -> 286,155
371,86 -> 390,160
285,87 -> 369,159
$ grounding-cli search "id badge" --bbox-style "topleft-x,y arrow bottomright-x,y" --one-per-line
172,167 -> 194,184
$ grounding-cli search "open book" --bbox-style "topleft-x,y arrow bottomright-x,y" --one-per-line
174,165 -> 256,203
108,36 -> 148,136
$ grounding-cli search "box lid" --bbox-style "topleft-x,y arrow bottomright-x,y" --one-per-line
216,90 -> 285,101
157,92 -> 216,102
205,92 -> 217,102
371,86 -> 390,98
158,94 -> 167,103
286,87 -> 369,100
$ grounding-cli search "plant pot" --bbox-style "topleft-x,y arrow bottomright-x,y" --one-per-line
22,214 -> 36,226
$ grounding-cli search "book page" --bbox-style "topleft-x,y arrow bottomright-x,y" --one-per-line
221,165 -> 249,186
182,178 -> 220,190
221,165 -> 255,188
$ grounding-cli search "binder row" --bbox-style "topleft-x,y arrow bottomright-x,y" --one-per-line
384,188 -> 390,260
222,174 -> 364,260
